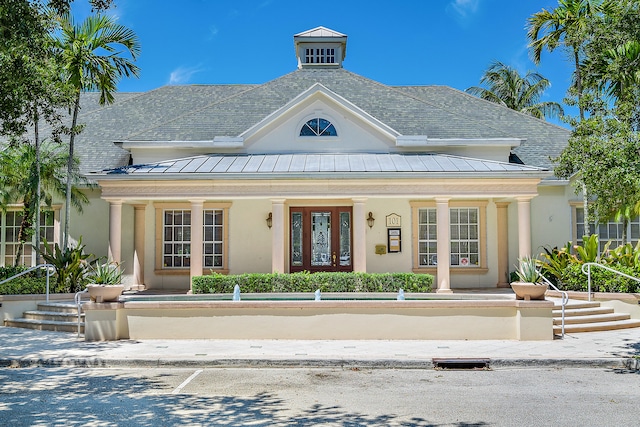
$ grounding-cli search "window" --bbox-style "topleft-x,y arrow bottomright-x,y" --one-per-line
163,210 -> 191,268
203,210 -> 223,268
449,208 -> 479,267
1,210 -> 56,267
300,118 -> 337,137
412,201 -> 486,270
156,203 -> 229,272
575,207 -> 640,252
418,208 -> 438,266
304,47 -> 335,64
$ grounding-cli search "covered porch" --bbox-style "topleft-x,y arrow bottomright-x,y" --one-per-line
92,153 -> 549,292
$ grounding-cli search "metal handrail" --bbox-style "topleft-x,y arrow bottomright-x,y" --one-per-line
0,264 -> 55,302
75,289 -> 88,338
538,271 -> 569,339
581,262 -> 640,302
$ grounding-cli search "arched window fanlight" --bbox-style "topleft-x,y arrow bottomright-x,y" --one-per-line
300,118 -> 337,137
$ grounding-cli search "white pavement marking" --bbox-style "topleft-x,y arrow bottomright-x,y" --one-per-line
172,369 -> 203,394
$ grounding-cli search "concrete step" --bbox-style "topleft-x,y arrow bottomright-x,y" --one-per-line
36,301 -> 81,314
553,301 -> 601,310
554,319 -> 640,334
4,318 -> 84,333
554,313 -> 630,325
553,307 -> 614,317
23,310 -> 84,322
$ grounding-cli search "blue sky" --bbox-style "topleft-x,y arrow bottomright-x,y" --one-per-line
73,0 -> 575,125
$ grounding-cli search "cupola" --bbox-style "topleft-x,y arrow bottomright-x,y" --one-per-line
294,26 -> 347,69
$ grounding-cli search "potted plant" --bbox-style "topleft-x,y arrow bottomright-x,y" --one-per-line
86,259 -> 124,303
510,256 -> 548,301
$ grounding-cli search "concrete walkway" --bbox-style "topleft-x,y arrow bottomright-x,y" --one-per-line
1,325 -> 638,370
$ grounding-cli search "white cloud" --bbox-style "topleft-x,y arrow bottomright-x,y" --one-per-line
168,65 -> 203,85
449,0 -> 480,18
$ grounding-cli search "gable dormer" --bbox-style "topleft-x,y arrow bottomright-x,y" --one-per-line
294,26 -> 347,69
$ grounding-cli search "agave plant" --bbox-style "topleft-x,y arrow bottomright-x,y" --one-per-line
86,258 -> 122,285
514,256 -> 543,284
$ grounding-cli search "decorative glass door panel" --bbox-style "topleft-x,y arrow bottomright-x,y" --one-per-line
291,212 -> 303,267
290,207 -> 352,272
311,212 -> 331,266
339,212 -> 351,266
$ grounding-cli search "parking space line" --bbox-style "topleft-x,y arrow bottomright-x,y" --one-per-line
172,369 -> 203,394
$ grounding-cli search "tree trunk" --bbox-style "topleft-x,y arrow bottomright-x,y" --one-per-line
573,47 -> 584,121
13,201 -> 33,267
63,90 -> 81,249
34,109 -> 41,267
582,182 -> 590,238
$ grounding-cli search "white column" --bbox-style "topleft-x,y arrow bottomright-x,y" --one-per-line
352,198 -> 367,272
190,200 -> 204,291
133,204 -> 146,287
108,200 -> 122,263
436,197 -> 452,293
271,199 -> 286,273
517,197 -> 532,259
496,202 -> 510,287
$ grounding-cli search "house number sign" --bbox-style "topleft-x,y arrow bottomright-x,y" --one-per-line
385,213 -> 401,227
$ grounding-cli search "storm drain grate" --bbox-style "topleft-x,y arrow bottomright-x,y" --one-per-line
432,358 -> 491,370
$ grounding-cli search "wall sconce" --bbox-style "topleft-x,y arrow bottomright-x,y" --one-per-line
266,212 -> 273,229
367,212 -> 375,228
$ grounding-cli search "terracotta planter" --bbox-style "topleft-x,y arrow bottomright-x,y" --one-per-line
87,284 -> 125,303
510,282 -> 548,301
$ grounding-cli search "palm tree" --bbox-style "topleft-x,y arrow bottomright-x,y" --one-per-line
466,61 -> 564,120
53,13 -> 140,249
0,141 -> 89,266
528,0 -> 608,239
527,0 -> 607,120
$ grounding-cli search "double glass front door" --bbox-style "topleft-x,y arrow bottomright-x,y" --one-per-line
290,207 -> 352,272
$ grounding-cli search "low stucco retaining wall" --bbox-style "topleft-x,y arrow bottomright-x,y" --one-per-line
83,299 -> 554,341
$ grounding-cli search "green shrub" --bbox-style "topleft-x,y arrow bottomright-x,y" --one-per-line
41,238 -> 92,293
192,272 -> 433,294
559,263 -> 640,293
0,266 -> 53,295
539,242 -> 575,282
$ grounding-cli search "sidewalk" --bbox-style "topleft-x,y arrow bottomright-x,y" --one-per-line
1,325 -> 638,370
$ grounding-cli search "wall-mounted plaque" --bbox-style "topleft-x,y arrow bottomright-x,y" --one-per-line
385,213 -> 401,228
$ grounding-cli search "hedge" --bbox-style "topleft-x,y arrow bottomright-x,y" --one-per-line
192,272 -> 433,294
559,264 -> 640,293
0,266 -> 52,295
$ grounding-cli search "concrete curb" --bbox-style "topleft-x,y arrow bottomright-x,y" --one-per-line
1,356 -> 638,371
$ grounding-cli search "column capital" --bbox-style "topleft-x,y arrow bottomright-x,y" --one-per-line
435,197 -> 451,204
515,196 -> 535,203
270,198 -> 287,205
105,199 -> 124,206
351,197 -> 368,204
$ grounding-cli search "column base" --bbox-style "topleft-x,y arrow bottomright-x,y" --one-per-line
436,288 -> 454,294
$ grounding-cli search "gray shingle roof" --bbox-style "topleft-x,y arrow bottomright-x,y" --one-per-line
70,85 -> 255,173
394,85 -> 570,169
130,69 -> 519,142
13,67 -> 568,175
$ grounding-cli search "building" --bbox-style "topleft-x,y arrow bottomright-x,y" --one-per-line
4,27 -> 612,292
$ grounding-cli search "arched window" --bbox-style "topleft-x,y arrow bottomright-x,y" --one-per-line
300,118 -> 337,137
